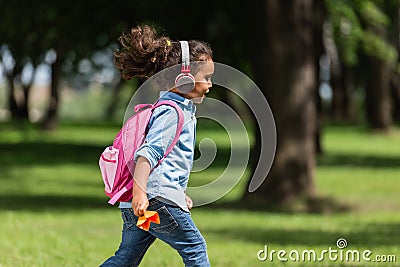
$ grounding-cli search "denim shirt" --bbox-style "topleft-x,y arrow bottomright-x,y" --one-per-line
119,91 -> 196,211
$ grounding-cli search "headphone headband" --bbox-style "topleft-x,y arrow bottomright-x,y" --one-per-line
175,40 -> 195,94
179,41 -> 190,73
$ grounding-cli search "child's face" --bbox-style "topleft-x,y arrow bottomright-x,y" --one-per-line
185,59 -> 214,104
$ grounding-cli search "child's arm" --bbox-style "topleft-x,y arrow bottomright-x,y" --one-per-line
185,194 -> 193,210
132,156 -> 151,216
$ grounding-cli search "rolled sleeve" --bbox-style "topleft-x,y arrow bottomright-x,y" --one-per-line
134,106 -> 179,169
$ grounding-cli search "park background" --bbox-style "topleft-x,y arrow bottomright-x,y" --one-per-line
1,0 -> 400,266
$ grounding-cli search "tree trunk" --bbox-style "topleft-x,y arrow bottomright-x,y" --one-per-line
323,22 -> 355,121
391,73 -> 400,123
20,67 -> 36,120
42,51 -> 63,130
313,0 -> 326,154
244,0 -> 320,207
364,18 -> 392,130
332,63 -> 355,120
388,1 -> 400,124
1,51 -> 32,122
5,72 -> 20,120
365,56 -> 392,130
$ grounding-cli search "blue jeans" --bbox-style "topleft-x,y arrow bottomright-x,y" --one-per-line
100,199 -> 210,267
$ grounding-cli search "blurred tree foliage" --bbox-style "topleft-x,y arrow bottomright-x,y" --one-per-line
326,0 -> 397,66
0,0 -> 131,127
325,0 -> 400,128
1,0 -> 398,128
0,0 -> 252,127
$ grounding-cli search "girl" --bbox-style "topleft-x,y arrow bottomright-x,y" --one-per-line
100,25 -> 214,267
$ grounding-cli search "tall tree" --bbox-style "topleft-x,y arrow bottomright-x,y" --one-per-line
0,0 -> 135,127
323,21 -> 356,121
38,0 -> 130,129
0,1 -> 44,121
325,0 -> 398,128
386,0 -> 400,124
361,1 -> 396,130
1,0 -> 255,127
244,0 -> 324,207
325,0 -> 361,122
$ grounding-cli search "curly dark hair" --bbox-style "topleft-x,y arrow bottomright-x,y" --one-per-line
113,25 -> 213,82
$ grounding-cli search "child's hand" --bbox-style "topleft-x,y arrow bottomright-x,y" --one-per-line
132,191 -> 149,216
185,195 -> 193,210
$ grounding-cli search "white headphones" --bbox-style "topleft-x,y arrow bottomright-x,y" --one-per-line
175,41 -> 195,94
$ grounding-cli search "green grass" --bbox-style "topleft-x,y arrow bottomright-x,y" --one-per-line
0,123 -> 399,266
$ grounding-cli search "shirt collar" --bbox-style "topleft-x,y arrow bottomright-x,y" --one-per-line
159,91 -> 193,107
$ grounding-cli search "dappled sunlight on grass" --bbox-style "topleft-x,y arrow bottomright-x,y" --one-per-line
0,123 -> 399,266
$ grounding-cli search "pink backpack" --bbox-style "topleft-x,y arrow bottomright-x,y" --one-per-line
99,100 -> 184,205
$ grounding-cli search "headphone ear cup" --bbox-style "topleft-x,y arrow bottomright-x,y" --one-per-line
175,73 -> 195,94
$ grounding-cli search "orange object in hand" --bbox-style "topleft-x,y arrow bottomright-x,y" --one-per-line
136,211 -> 160,231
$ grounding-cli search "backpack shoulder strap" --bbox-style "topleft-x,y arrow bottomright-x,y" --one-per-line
152,100 -> 185,169
108,100 -> 185,205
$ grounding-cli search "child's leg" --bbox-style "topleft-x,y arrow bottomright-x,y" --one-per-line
148,200 -> 210,267
100,208 -> 156,267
